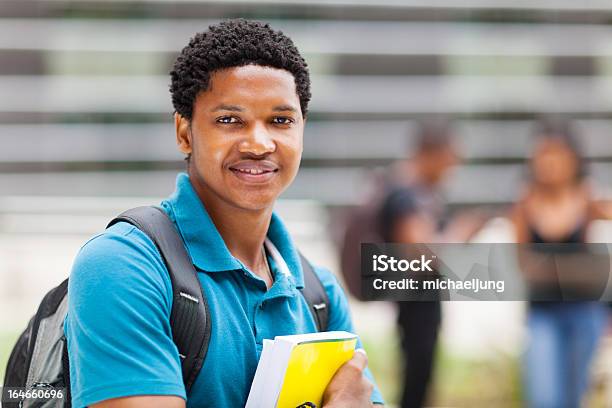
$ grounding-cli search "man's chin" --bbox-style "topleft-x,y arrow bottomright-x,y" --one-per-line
228,193 -> 279,213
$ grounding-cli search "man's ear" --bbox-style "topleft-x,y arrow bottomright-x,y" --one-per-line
175,112 -> 192,156
300,115 -> 307,153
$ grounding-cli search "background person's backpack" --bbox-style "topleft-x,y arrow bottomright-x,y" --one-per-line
339,204 -> 383,301
338,168 -> 394,301
3,206 -> 329,408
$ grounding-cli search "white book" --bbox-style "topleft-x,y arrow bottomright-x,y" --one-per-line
245,339 -> 274,408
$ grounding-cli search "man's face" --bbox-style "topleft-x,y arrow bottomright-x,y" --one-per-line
176,65 -> 304,212
422,144 -> 459,185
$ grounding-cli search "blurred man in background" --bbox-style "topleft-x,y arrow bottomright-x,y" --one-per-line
342,120 -> 488,407
381,121 -> 487,408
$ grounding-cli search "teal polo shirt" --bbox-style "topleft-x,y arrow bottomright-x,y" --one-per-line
64,173 -> 384,407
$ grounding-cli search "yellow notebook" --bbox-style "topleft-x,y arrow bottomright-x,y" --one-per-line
245,331 -> 358,408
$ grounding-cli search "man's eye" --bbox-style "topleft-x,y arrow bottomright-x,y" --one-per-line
272,117 -> 294,125
217,116 -> 239,124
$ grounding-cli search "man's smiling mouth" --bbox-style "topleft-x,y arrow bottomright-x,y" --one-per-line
232,168 -> 274,175
228,160 -> 279,183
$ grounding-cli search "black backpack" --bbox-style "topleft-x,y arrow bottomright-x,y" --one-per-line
3,206 -> 330,408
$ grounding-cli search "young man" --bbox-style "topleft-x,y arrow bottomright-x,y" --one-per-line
64,19 -> 384,407
380,122 -> 487,408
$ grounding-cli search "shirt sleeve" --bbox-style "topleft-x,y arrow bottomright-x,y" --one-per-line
64,222 -> 185,408
313,266 -> 386,406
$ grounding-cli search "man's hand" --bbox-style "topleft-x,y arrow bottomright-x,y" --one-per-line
322,349 -> 374,408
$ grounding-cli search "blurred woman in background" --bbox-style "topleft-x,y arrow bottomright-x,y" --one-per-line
512,120 -> 611,408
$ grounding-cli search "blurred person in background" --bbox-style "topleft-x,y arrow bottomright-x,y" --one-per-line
375,121 -> 488,408
377,187 -> 438,408
511,119 -> 612,408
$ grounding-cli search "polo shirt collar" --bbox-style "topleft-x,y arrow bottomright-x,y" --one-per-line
162,173 -> 305,289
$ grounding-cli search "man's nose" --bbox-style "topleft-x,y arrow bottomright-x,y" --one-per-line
238,123 -> 276,156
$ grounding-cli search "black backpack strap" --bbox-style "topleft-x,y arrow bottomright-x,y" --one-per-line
107,206 -> 210,394
298,253 -> 330,332
62,339 -> 72,408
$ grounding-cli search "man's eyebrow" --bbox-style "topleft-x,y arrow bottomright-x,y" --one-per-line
210,104 -> 244,112
273,105 -> 298,113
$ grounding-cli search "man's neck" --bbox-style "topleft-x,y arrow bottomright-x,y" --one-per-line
189,177 -> 272,273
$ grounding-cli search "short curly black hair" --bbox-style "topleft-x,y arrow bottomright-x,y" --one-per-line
170,19 -> 311,120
